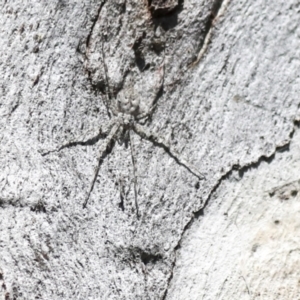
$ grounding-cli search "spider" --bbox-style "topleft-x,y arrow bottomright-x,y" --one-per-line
42,77 -> 205,218
43,52 -> 207,216
42,20 -> 205,218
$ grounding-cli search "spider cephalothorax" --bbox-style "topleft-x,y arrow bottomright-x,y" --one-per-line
116,97 -> 140,116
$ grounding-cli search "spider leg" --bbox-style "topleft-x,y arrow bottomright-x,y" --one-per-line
129,130 -> 140,219
135,104 -> 157,122
83,122 -> 120,208
100,34 -> 113,117
40,120 -> 115,156
133,123 -> 206,181
136,59 -> 165,122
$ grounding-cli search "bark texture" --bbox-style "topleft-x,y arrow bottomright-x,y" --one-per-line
0,0 -> 299,299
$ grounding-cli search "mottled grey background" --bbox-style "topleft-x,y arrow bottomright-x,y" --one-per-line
0,0 -> 299,299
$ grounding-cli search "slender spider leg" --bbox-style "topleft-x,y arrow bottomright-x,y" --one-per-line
129,129 -> 140,219
133,123 -> 206,181
136,103 -> 158,122
40,125 -> 111,156
136,59 -> 165,122
135,82 -> 163,122
99,34 -> 113,117
83,122 -> 120,208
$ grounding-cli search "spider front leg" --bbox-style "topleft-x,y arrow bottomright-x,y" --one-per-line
83,122 -> 120,208
40,119 -> 116,156
133,123 -> 206,181
129,129 -> 140,219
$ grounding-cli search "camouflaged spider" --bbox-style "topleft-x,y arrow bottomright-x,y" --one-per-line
43,67 -> 205,219
100,84 -> 207,209
43,86 -> 205,218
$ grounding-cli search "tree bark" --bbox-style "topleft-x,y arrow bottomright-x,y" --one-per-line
0,0 -> 299,299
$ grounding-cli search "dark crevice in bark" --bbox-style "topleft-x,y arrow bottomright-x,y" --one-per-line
148,0 -> 181,18
140,251 -> 163,265
10,101 -> 19,114
0,198 -> 23,209
133,32 -> 147,71
161,119 -> 300,300
118,192 -> 125,211
30,200 -> 47,213
112,244 -> 163,265
211,0 -> 226,20
150,0 -> 184,31
86,1 -> 106,50
199,0 -> 224,52
190,0 -> 228,67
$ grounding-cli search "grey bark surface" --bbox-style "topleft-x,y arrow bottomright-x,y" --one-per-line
0,0 -> 299,299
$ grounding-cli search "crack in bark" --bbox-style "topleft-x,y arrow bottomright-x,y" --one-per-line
147,0 -> 180,18
86,1 -> 106,50
190,0 -> 231,68
161,120 -> 300,300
